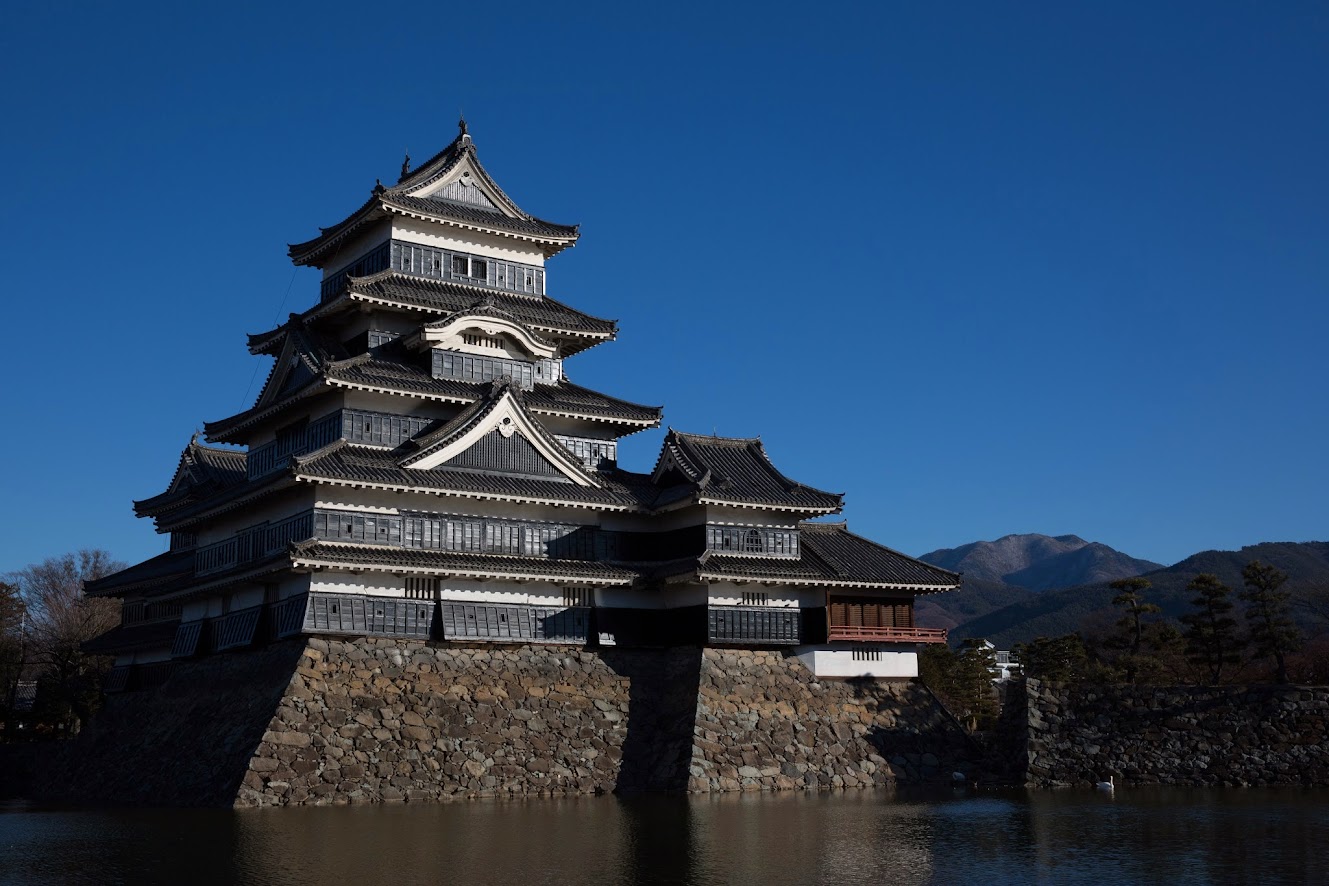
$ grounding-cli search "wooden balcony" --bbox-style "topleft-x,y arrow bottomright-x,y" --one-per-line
827,625 -> 948,644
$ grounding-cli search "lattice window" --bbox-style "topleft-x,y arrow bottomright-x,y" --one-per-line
852,647 -> 885,662
405,577 -> 437,600
463,333 -> 504,349
706,526 -> 800,558
145,600 -> 183,621
433,349 -> 535,389
343,409 -> 434,447
740,591 -> 769,607
554,435 -> 616,469
563,587 -> 592,608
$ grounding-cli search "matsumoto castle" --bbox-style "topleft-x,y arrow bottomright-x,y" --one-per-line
87,121 -> 959,685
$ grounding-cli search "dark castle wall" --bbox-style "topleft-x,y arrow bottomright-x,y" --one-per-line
1017,678 -> 1329,788
9,639 -> 978,808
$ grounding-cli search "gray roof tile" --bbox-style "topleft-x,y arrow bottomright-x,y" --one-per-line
656,431 -> 843,513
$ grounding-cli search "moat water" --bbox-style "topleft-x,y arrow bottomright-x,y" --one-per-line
2,787 -> 1327,885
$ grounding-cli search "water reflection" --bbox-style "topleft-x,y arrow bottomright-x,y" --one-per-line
2,788 -> 1327,885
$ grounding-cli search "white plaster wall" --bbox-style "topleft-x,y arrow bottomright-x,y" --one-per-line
181,601 -> 208,622
703,506 -> 808,528
194,489 -> 316,546
310,573 -> 405,598
319,222 -> 392,277
528,413 -> 634,440
274,573 -> 311,601
244,395 -> 347,449
794,644 -> 919,679
310,574 -> 575,607
438,580 -> 568,607
704,582 -> 822,609
392,219 -> 547,266
130,648 -> 173,665
228,587 -> 264,611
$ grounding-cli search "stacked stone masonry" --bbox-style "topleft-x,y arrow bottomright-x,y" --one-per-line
20,638 -> 979,807
239,640 -> 977,807
1018,677 -> 1329,788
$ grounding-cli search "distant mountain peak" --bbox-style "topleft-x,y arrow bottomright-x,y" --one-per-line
919,533 -> 1160,592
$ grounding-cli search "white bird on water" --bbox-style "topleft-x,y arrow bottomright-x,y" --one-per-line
1096,775 -> 1115,792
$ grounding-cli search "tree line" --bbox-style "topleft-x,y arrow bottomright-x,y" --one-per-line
920,560 -> 1324,731
2,550 -> 122,737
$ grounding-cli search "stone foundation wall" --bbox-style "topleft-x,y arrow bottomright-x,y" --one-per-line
1021,678 -> 1329,788
14,637 -> 979,807
688,649 -> 977,791
29,641 -> 306,806
239,640 -> 979,806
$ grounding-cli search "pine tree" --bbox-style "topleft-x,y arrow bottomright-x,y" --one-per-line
952,639 -> 999,730
1240,560 -> 1300,684
1013,634 -> 1089,683
1108,577 -> 1161,684
1180,573 -> 1243,684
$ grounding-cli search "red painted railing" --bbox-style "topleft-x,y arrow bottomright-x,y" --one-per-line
828,625 -> 948,644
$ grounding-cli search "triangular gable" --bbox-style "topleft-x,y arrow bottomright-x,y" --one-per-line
442,428 -> 563,478
650,430 -> 706,486
428,176 -> 500,213
256,327 -> 322,408
401,387 -> 598,487
406,150 -> 519,220
163,444 -> 200,496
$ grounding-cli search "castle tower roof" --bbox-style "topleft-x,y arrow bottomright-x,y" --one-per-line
288,121 -> 580,266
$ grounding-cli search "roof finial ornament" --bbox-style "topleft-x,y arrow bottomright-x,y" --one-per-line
400,150 -> 410,180
458,114 -> 468,136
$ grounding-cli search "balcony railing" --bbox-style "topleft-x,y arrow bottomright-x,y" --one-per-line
247,411 -> 344,480
827,625 -> 948,644
194,511 -> 315,577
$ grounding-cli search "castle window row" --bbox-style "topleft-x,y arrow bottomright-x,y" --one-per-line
399,512 -> 619,560
553,435 -> 617,470
248,411 -> 343,479
248,409 -> 436,479
433,348 -> 535,390
391,240 -> 544,297
122,599 -> 184,625
195,512 -> 315,576
319,240 -> 546,302
191,511 -> 808,580
706,526 -> 800,558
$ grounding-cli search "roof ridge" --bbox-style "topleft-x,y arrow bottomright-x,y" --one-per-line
818,524 -> 963,582
670,429 -> 762,445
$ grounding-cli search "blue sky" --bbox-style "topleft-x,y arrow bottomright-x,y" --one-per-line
1,1 -> 1325,575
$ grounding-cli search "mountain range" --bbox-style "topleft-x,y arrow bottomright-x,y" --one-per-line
916,534 -> 1329,648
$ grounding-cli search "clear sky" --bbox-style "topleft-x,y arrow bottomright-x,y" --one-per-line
0,1 -> 1325,576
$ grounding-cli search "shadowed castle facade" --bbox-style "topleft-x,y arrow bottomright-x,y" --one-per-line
86,121 -> 959,687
